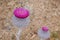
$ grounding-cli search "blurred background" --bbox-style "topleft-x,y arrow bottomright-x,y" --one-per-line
0,0 -> 60,40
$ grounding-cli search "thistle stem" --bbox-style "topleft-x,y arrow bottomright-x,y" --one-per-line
16,29 -> 22,40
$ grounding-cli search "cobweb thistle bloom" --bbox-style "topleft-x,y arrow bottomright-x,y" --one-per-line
38,26 -> 50,40
12,7 -> 30,28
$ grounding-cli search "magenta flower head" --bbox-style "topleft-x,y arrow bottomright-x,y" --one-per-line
13,7 -> 29,19
42,26 -> 49,32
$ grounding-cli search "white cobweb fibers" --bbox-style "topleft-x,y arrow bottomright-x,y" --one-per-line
12,15 -> 30,28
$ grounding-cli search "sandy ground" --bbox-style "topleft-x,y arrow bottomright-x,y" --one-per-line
0,0 -> 60,40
